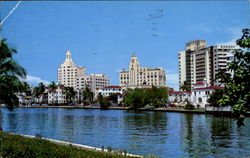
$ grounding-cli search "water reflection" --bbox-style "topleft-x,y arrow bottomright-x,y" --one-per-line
1,108 -> 250,158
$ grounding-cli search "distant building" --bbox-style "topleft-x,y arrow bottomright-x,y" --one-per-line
178,40 -> 237,88
58,50 -> 110,91
48,85 -> 65,104
76,74 -> 110,90
57,50 -> 86,88
168,91 -> 191,105
191,82 -> 224,108
98,86 -> 124,104
120,54 -> 166,88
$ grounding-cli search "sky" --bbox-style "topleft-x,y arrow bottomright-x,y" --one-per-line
0,1 -> 249,90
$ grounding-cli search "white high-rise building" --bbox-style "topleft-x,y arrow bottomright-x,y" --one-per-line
178,50 -> 186,86
58,50 -> 86,87
58,50 -> 110,91
120,54 -> 166,88
178,40 -> 237,88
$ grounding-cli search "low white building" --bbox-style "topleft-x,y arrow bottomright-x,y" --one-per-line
191,82 -> 223,108
98,86 -> 123,97
48,85 -> 65,104
98,86 -> 124,104
168,91 -> 191,105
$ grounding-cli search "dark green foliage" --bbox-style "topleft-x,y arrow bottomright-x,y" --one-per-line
108,94 -> 118,103
82,86 -> 94,105
217,29 -> 250,126
98,93 -> 111,109
207,89 -> 225,107
0,39 -> 26,108
0,132 -> 134,158
179,81 -> 191,91
64,86 -> 76,103
123,88 -> 146,109
33,82 -> 46,105
48,81 -> 58,105
123,86 -> 168,109
185,103 -> 194,110
48,81 -> 57,92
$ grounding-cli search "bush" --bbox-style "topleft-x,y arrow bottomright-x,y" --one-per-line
185,103 -> 194,110
100,97 -> 111,109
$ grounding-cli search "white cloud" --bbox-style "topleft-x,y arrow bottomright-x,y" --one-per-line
22,75 -> 50,85
166,72 -> 179,90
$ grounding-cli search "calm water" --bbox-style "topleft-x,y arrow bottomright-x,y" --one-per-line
1,108 -> 250,158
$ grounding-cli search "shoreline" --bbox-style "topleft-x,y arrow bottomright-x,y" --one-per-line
2,105 -> 249,116
14,105 -> 206,114
3,132 -> 142,158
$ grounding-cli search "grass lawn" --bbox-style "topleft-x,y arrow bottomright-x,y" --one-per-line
0,132 -> 138,158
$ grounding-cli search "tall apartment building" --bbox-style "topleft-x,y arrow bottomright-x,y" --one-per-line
57,50 -> 86,87
120,54 -> 166,88
58,51 -> 110,90
178,40 -> 237,88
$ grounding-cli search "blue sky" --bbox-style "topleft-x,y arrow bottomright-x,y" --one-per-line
0,1 -> 249,90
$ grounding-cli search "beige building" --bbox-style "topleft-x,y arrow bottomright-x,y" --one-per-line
58,50 -> 110,91
120,54 -> 166,88
178,40 -> 237,88
76,74 -> 110,90
58,50 -> 86,88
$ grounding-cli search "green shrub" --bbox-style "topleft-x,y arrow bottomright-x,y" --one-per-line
185,103 -> 194,110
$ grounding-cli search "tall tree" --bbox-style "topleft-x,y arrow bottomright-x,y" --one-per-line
48,81 -> 58,105
64,86 -> 76,104
82,86 -> 94,105
180,81 -> 191,91
0,39 -> 26,131
97,93 -> 110,109
207,89 -> 225,107
18,81 -> 31,105
33,82 -> 46,105
0,39 -> 26,108
123,88 -> 146,109
217,28 -> 250,126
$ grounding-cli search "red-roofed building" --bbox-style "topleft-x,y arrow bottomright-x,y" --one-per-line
191,82 -> 224,108
98,86 -> 124,104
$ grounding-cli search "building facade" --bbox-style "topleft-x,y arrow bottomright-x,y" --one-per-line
168,91 -> 191,105
178,40 -> 237,88
57,50 -> 86,88
191,82 -> 224,108
120,54 -> 166,88
48,85 -> 66,104
58,51 -> 110,91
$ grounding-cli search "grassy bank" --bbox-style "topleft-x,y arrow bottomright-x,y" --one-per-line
0,132 -> 137,158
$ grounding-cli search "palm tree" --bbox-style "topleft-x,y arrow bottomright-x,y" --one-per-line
48,81 -> 57,105
180,81 -> 191,91
33,82 -> 46,105
64,86 -> 76,104
82,86 -> 94,106
18,81 -> 31,106
0,39 -> 26,131
0,39 -> 26,107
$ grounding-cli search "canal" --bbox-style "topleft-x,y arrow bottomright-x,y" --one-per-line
1,108 -> 250,157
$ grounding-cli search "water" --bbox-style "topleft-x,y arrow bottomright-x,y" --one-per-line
1,108 -> 250,158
